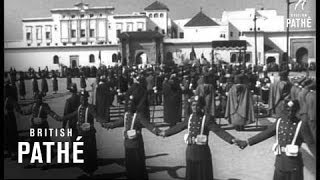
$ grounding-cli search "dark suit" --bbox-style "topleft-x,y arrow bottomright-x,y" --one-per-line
248,115 -> 314,180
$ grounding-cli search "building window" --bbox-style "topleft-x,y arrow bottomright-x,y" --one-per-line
37,43 -> 41,46
80,29 -> 85,37
36,26 -> 42,40
63,43 -> 67,46
179,32 -> 184,38
100,14 -> 103,17
90,14 -> 94,18
46,32 -> 51,39
62,15 -> 66,18
126,23 -> 133,32
89,54 -> 95,63
89,29 -> 95,37
116,29 -> 121,37
154,13 -> 158,18
230,32 -> 233,37
72,42 -> 76,45
239,32 -> 241,36
27,43 -> 31,46
71,15 -> 76,18
80,14 -> 85,18
112,53 -> 117,62
71,30 -> 76,38
46,43 -> 50,46
53,55 -> 59,64
160,13 -> 164,18
220,34 -> 226,38
137,22 -> 144,31
26,32 -> 31,40
258,27 -> 261,31
250,28 -> 253,31
230,53 -> 237,63
162,29 -> 165,34
149,13 -> 152,18
82,42 -> 88,45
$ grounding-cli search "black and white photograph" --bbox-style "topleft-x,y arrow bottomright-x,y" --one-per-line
4,0 -> 317,179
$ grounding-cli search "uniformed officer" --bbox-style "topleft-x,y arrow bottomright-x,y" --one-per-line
236,99 -> 315,180
62,83 -> 80,153
21,92 -> 60,170
160,95 -> 240,180
102,93 -> 161,180
59,90 -> 103,178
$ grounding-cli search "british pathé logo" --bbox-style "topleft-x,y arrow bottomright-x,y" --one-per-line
294,0 -> 307,10
286,0 -> 312,28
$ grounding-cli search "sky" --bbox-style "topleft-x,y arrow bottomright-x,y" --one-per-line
4,0 -> 315,41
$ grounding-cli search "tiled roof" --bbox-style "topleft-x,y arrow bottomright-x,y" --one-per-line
184,11 -> 219,27
144,1 -> 169,11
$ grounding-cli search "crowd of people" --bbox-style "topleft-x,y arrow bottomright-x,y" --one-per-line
4,62 -> 316,179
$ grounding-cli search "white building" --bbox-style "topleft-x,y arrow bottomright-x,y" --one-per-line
4,1 -> 316,71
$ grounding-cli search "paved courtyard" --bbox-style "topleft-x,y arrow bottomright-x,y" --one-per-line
4,71 -> 316,179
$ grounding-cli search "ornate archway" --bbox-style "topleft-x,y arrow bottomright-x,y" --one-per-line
295,47 -> 308,64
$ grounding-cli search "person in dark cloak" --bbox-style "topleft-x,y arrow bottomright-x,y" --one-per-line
4,78 -> 23,160
66,74 -> 72,90
52,72 -> 58,94
58,90 -> 104,178
160,95 -> 240,180
95,75 -> 111,123
162,74 -> 182,126
41,73 -> 49,96
18,72 -> 26,100
80,73 -> 87,90
225,74 -> 255,131
102,92 -> 161,180
268,70 -> 292,118
236,99 -> 315,180
259,71 -> 271,104
32,74 -> 39,96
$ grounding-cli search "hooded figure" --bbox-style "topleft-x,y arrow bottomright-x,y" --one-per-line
102,93 -> 161,180
95,75 -> 111,123
268,70 -> 292,117
162,74 -> 182,126
225,74 -> 255,131
162,95 -> 238,180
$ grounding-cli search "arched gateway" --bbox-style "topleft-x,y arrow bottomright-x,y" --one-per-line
118,31 -> 164,66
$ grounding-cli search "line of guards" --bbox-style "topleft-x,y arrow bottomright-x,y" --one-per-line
4,63 -> 316,180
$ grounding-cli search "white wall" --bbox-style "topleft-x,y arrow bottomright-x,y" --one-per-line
145,10 -> 168,34
183,25 -> 229,42
4,46 -> 119,71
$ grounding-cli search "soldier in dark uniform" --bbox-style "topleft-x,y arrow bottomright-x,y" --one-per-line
102,93 -> 161,180
236,100 -> 315,180
21,92 -> 60,170
62,83 -> 80,154
52,72 -> 58,94
18,72 -> 26,100
4,78 -> 23,160
41,73 -> 49,96
59,90 -> 103,178
160,95 -> 240,180
32,74 -> 39,96
259,71 -> 271,104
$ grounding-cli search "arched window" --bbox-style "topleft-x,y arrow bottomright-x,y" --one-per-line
53,55 -> 59,64
89,54 -> 95,63
230,53 -> 237,63
149,13 -> 152,18
245,53 -> 251,62
160,13 -> 164,18
154,13 -> 158,18
112,53 -> 117,62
